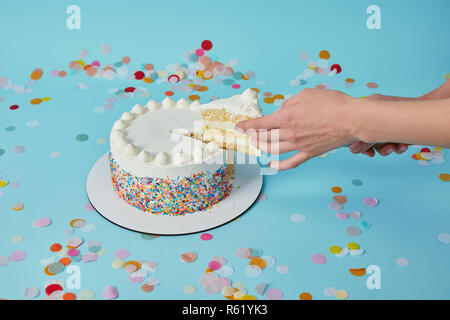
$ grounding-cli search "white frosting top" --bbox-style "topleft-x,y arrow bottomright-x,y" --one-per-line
109,89 -> 261,178
193,88 -> 262,118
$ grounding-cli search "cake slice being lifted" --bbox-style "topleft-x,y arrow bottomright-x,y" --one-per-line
192,88 -> 262,156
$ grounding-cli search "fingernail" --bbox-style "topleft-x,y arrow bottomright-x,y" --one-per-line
386,148 -> 394,154
399,146 -> 407,152
350,145 -> 362,153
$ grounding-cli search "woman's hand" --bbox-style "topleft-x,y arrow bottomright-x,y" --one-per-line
235,88 -> 360,170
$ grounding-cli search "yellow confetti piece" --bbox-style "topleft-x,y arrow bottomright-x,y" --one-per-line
347,242 -> 360,250
112,259 -> 124,269
240,295 -> 257,300
0,180 -> 8,188
335,289 -> 349,300
329,245 -> 342,254
12,202 -> 24,211
42,97 -> 51,102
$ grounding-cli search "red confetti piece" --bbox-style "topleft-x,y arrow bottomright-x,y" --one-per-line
124,87 -> 136,93
9,105 -> 19,110
200,233 -> 213,240
168,75 -> 180,83
165,91 -> 174,96
134,71 -> 145,80
201,40 -> 213,51
330,64 -> 342,74
45,284 -> 63,296
420,147 -> 431,153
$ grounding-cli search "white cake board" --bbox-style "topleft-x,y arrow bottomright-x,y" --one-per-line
86,153 -> 263,235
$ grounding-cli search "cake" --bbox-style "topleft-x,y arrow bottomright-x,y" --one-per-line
109,88 -> 262,215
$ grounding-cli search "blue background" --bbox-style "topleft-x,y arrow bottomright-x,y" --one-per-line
0,0 -> 449,299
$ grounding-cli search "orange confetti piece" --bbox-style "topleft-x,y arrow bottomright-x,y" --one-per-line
122,56 -> 131,64
30,68 -> 43,80
251,87 -> 260,93
58,70 -> 67,77
333,195 -> 347,204
143,77 -> 154,83
439,173 -> 450,182
263,97 -> 275,104
331,186 -> 342,193
58,257 -> 71,266
349,268 -> 366,277
62,292 -> 77,300
44,265 -> 56,276
30,98 -> 42,105
272,94 -> 285,100
318,50 -> 330,60
50,243 -> 63,252
299,292 -> 313,300
141,283 -> 155,293
249,257 -> 267,269
124,260 -> 141,271
188,95 -> 200,101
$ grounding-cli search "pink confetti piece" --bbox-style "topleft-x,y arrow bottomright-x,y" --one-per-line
32,217 -> 52,228
336,212 -> 349,220
266,288 -> 283,300
102,286 -> 118,300
200,233 -> 213,241
208,261 -> 221,271
364,197 -> 378,207
67,237 -> 83,248
128,271 -> 147,284
114,249 -> 130,260
84,202 -> 95,211
67,249 -> 80,257
311,253 -> 327,265
82,252 -> 98,263
9,250 -> 26,262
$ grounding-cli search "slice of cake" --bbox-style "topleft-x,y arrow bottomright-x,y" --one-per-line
192,88 -> 262,156
108,89 -> 262,215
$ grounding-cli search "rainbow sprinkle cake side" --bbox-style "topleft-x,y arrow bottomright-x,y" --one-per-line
108,153 -> 233,215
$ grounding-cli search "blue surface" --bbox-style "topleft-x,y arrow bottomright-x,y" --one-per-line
0,0 -> 449,300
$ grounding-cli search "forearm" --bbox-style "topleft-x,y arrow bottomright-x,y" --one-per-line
351,97 -> 450,148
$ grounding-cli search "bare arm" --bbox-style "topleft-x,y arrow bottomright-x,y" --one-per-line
354,97 -> 450,148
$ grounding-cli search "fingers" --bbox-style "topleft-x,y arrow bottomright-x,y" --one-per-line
349,141 -> 374,154
251,139 -> 298,154
235,112 -> 284,133
269,151 -> 311,170
395,143 -> 409,154
362,149 -> 375,158
374,143 -> 396,156
251,128 -> 298,142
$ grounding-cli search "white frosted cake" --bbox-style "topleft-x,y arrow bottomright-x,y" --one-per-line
109,88 -> 262,215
